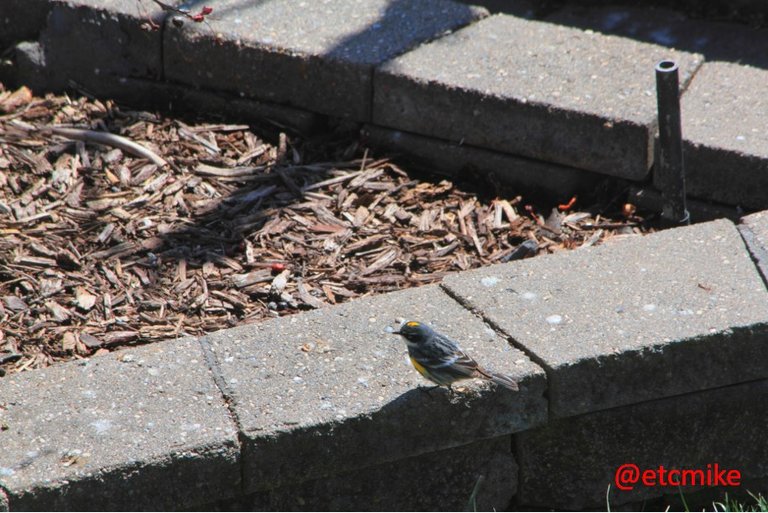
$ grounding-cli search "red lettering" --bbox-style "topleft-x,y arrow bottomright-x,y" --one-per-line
641,469 -> 656,486
708,463 -> 727,486
682,468 -> 704,486
656,466 -> 668,486
616,464 -> 741,490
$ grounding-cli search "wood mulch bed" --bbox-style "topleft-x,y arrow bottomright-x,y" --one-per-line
0,85 -> 649,375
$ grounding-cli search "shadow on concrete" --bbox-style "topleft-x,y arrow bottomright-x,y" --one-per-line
461,0 -> 768,70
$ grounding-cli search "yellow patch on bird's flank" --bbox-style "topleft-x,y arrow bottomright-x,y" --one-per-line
410,357 -> 430,378
406,321 -> 420,327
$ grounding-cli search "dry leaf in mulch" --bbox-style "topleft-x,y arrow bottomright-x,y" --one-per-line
0,85 -> 648,374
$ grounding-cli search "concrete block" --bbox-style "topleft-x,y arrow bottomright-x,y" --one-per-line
39,0 -> 165,93
662,62 -> 768,209
202,284 -> 546,493
547,4 -> 768,70
163,0 -> 486,121
442,219 -> 768,417
0,0 -> 51,49
249,436 -> 516,511
9,42 -> 51,94
362,124 -> 603,200
740,210 -> 768,286
516,379 -> 768,509
374,14 -> 703,179
0,337 -> 240,510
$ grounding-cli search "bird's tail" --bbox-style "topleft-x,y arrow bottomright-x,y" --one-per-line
490,372 -> 519,391
476,367 -> 519,391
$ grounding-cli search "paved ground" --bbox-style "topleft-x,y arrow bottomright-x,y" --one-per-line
2,0 -> 768,509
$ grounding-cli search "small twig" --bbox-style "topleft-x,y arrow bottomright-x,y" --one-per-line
47,126 -> 168,167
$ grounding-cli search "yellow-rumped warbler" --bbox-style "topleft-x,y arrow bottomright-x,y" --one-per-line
393,320 -> 518,391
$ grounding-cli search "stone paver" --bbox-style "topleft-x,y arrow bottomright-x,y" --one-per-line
0,337 -> 240,510
243,436 -> 516,511
202,284 -> 546,493
164,0 -> 486,121
443,219 -> 768,418
666,62 -> 768,209
374,13 -> 703,180
546,5 -> 768,70
362,125 -> 602,199
39,0 -> 166,92
516,378 -> 768,509
740,210 -> 768,286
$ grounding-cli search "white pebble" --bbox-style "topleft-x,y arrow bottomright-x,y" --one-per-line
546,315 -> 563,325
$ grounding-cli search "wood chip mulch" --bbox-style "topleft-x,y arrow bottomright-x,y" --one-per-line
0,85 -> 649,375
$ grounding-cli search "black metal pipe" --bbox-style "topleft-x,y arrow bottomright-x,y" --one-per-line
655,60 -> 689,225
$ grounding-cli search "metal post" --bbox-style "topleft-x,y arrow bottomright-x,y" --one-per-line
655,60 -> 689,225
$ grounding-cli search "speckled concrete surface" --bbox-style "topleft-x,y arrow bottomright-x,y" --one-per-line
0,337 -> 240,510
443,219 -> 768,418
163,0 -> 486,120
546,4 -> 768,70
374,13 -> 703,179
40,0 -> 167,91
202,284 -> 547,493
668,62 -> 768,209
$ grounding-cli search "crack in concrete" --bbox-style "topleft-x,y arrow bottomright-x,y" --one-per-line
737,224 -> 768,290
438,281 -> 554,418
197,335 -> 248,495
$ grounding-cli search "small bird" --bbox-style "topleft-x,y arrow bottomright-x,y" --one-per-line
393,320 -> 518,392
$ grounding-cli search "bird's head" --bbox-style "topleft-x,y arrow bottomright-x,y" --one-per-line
393,320 -> 434,345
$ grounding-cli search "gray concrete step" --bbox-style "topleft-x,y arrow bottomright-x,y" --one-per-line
373,13 -> 703,180
164,0 -> 486,121
0,337 -> 240,510
442,219 -> 768,418
202,283 -> 547,493
675,62 -> 768,210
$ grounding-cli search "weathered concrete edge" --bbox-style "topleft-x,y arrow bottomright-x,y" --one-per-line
0,334 -> 245,511
4,442 -> 242,511
361,124 -> 605,200
738,223 -> 768,289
